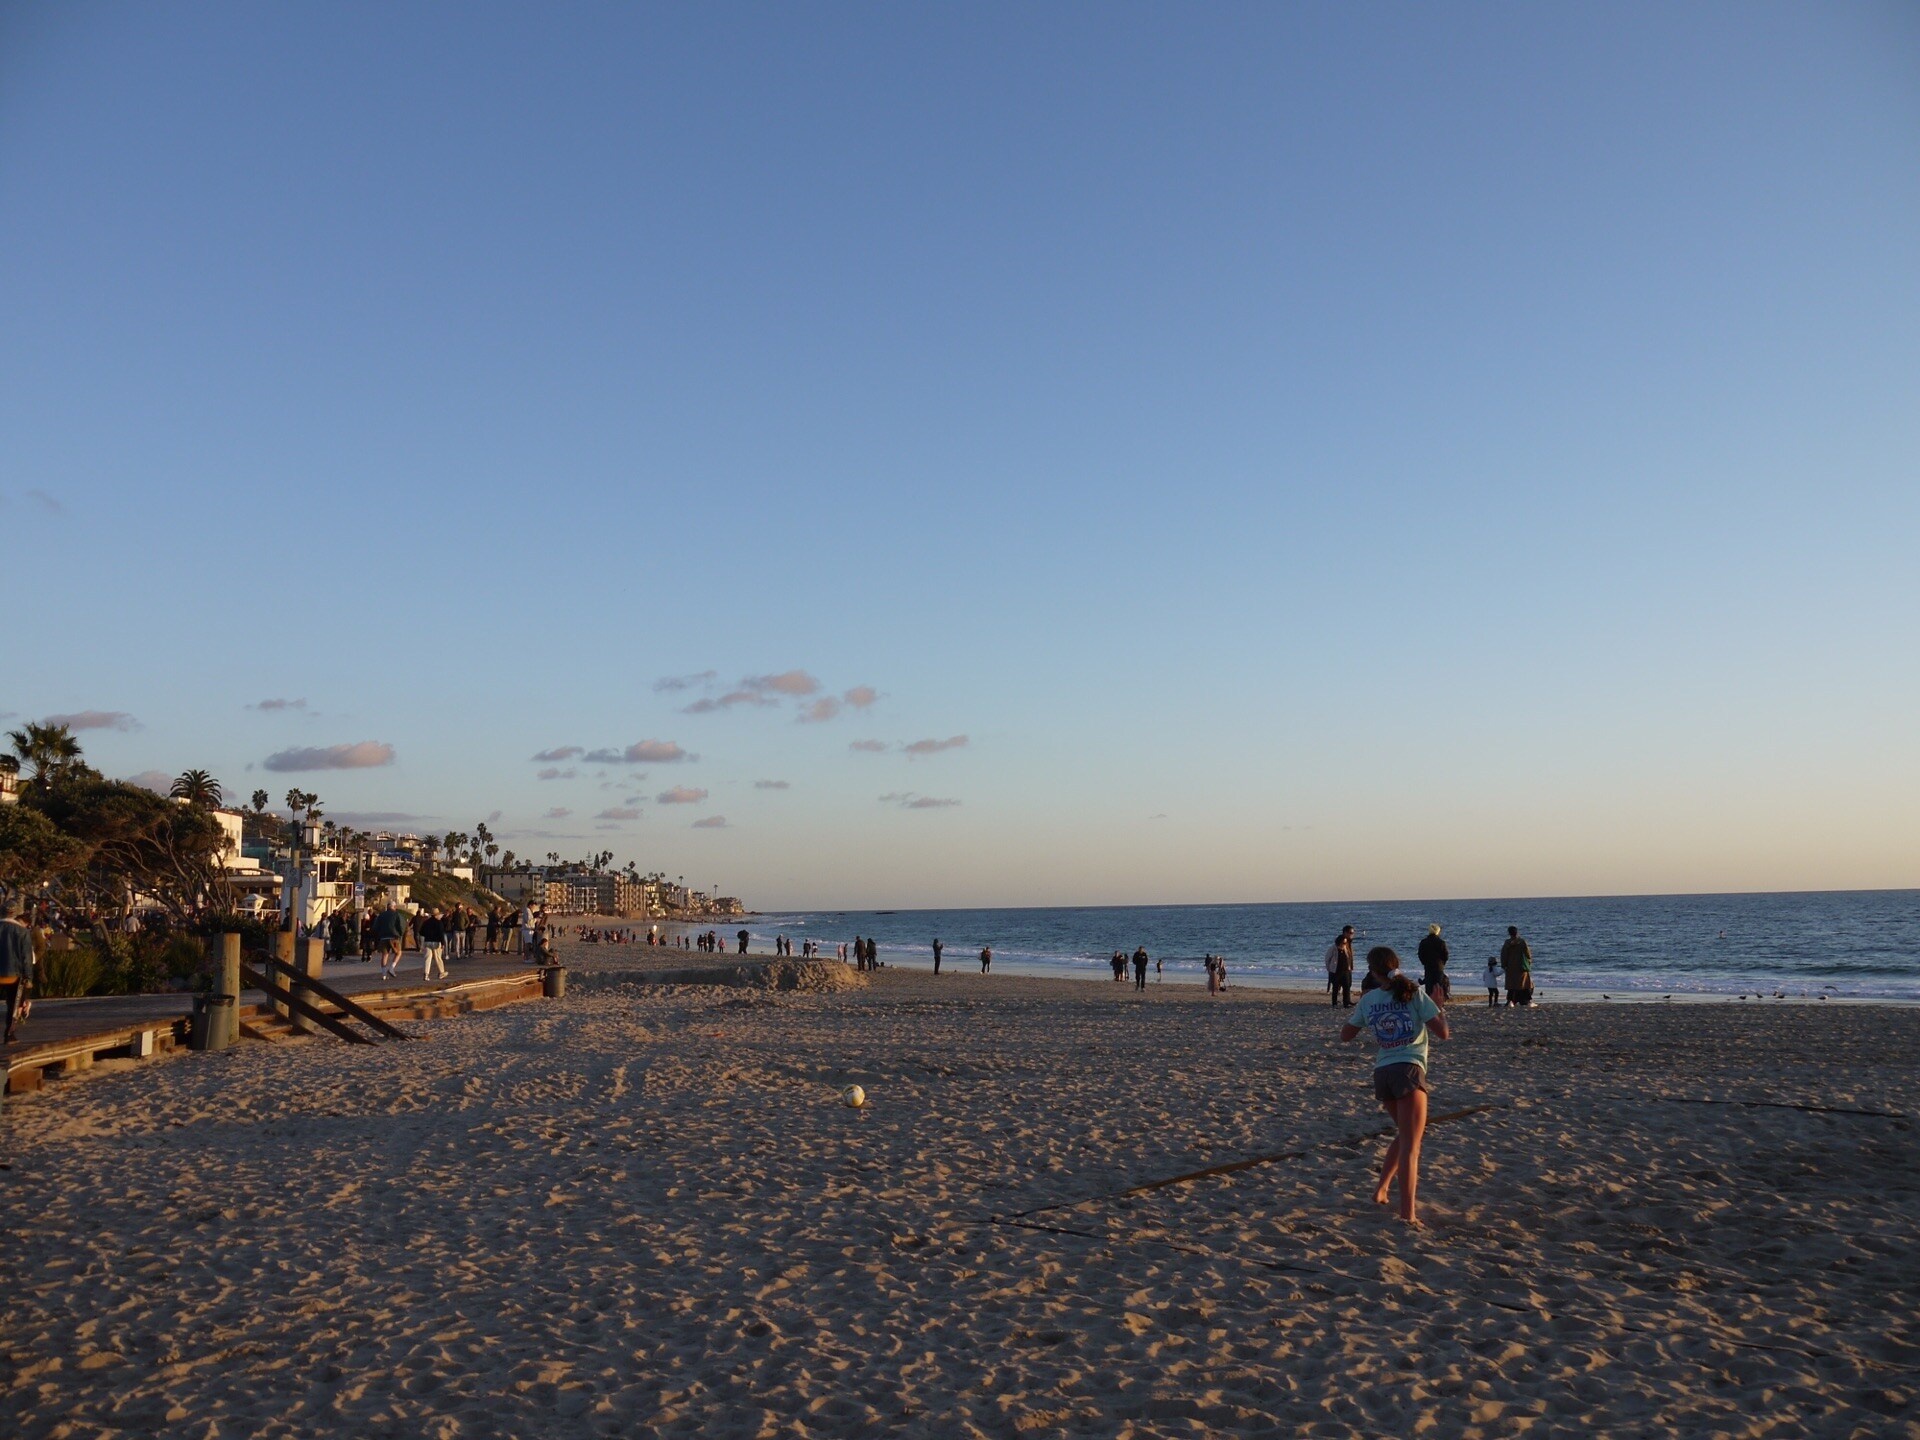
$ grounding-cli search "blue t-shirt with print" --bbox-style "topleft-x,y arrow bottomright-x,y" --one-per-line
1351,986 -> 1441,1070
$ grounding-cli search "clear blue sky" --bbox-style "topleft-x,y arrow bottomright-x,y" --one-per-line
3,3 -> 1917,907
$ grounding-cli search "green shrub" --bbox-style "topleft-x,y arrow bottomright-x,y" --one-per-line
37,945 -> 101,998
160,934 -> 208,983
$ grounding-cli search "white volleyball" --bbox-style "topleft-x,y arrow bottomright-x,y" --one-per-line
842,1084 -> 866,1109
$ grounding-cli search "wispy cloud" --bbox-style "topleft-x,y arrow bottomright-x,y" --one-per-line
595,806 -> 641,821
124,770 -> 173,793
903,735 -> 968,758
654,671 -> 719,692
583,739 -> 693,764
249,698 -> 308,713
849,739 -> 889,753
262,741 -> 396,772
656,786 -> 708,805
880,792 -> 961,810
536,767 -> 576,781
797,697 -> 842,724
843,685 -> 879,709
44,710 -> 140,733
531,746 -> 582,762
754,779 -> 790,790
691,815 -> 728,829
545,807 -> 573,819
743,670 -> 820,697
682,690 -> 779,715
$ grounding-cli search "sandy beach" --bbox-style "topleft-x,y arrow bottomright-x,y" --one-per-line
5,945 -> 1916,1438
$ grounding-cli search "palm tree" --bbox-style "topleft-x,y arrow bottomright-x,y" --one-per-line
170,769 -> 223,806
7,721 -> 82,787
251,788 -> 270,814
485,841 -> 499,865
501,849 -> 516,870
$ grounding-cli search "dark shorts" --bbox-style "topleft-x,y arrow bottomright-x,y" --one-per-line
1374,1062 -> 1427,1103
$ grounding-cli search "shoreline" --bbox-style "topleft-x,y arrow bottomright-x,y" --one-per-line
634,922 -> 1915,1004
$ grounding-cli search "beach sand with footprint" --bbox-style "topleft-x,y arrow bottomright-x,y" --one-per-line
4,952 -> 1916,1438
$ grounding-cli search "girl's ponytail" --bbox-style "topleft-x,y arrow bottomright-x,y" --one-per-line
1387,972 -> 1419,1004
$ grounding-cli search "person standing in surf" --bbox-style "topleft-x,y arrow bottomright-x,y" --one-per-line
1341,946 -> 1449,1225
932,937 -> 944,975
1326,926 -> 1355,1008
1416,923 -> 1451,1004
979,944 -> 992,974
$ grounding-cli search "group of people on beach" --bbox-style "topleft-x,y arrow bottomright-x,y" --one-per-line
1325,923 -> 1534,1009
1108,947 -> 1155,989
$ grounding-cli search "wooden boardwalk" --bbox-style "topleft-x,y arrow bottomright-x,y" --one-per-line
2,957 -> 547,1096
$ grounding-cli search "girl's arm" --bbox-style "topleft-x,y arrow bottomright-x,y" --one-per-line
1339,1022 -> 1362,1043
1429,1010 -> 1451,1042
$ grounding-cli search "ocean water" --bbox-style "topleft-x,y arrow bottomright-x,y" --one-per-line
739,891 -> 1920,1001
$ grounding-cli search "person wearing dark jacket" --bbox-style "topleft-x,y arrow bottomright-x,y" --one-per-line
1,900 -> 34,1042
1500,926 -> 1534,1006
1416,925 -> 1451,1004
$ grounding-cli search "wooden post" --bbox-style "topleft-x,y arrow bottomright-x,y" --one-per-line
273,931 -> 296,1020
293,935 -> 326,1035
219,933 -> 242,1049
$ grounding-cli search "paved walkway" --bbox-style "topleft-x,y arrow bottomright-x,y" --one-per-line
2,956 -> 537,1068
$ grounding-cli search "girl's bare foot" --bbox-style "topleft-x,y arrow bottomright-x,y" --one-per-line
1373,1180 -> 1393,1206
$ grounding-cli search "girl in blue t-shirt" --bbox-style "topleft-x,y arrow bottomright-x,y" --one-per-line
1341,946 -> 1450,1225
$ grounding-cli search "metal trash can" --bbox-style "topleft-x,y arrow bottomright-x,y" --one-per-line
540,966 -> 566,1000
190,992 -> 234,1052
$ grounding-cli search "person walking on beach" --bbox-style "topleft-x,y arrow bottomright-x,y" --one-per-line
420,908 -> 448,981
1132,946 -> 1149,991
1,900 -> 34,1042
1483,955 -> 1502,1008
932,937 -> 943,975
738,928 -> 750,955
1417,924 -> 1451,1004
1500,926 -> 1534,1006
1326,927 -> 1355,1008
1205,954 -> 1219,994
372,901 -> 407,980
484,908 -> 500,955
980,944 -> 992,974
1341,947 -> 1450,1225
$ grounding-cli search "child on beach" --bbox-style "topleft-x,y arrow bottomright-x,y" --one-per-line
1484,957 -> 1501,1008
1341,947 -> 1450,1225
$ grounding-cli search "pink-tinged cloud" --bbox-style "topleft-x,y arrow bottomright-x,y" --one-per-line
124,770 -> 173,794
263,741 -> 395,772
545,807 -> 572,819
44,710 -> 139,732
531,746 -> 582,761
849,739 -> 889,753
595,806 -> 641,821
880,792 -> 961,809
903,735 -> 969,757
754,780 -> 790,790
536,767 -> 576,781
743,670 -> 820,697
249,698 -> 308,713
682,690 -> 779,715
691,815 -> 728,829
797,697 -> 842,724
842,685 -> 879,709
654,671 -> 718,692
656,786 -> 708,805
